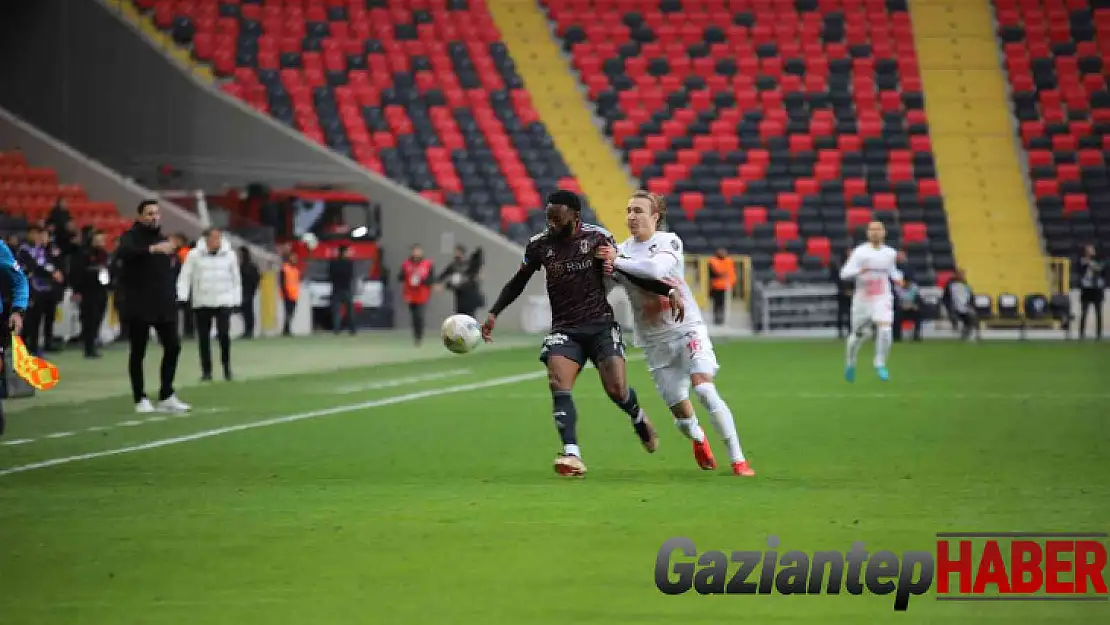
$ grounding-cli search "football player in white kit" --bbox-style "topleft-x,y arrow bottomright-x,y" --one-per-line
839,220 -> 904,382
596,191 -> 754,477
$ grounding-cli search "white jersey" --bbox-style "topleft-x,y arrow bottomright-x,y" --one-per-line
615,231 -> 703,346
840,243 -> 903,306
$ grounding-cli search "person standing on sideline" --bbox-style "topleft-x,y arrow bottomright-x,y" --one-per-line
829,252 -> 853,338
436,245 -> 483,317
280,248 -> 301,336
399,244 -> 434,345
16,225 -> 64,356
171,233 -> 195,339
116,200 -> 191,413
1078,243 -> 1105,340
69,230 -> 112,358
943,269 -> 977,341
177,228 -> 241,381
0,238 -> 29,438
238,246 -> 260,339
328,245 -> 357,335
706,249 -> 735,325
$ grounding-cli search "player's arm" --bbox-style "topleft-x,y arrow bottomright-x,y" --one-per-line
482,250 -> 541,340
612,249 -> 679,281
614,269 -> 674,296
890,266 -> 905,288
839,249 -> 862,280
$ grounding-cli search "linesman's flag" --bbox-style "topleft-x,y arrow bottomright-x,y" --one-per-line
10,336 -> 59,390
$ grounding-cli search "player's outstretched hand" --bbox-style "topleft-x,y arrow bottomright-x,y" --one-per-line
595,244 -> 617,262
480,314 -> 496,342
668,289 -> 685,322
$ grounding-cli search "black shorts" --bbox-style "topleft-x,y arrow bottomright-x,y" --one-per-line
539,322 -> 626,368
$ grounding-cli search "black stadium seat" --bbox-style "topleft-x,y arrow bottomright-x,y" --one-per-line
997,292 -> 1020,319
973,294 -> 994,321
1023,293 -> 1049,321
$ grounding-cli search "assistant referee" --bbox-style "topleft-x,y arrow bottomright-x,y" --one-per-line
0,238 -> 29,438
116,200 -> 191,414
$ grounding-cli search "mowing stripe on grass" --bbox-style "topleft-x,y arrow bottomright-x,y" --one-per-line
331,369 -> 471,394
0,370 -> 548,478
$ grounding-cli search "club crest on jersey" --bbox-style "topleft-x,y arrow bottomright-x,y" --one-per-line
579,240 -> 590,254
671,238 -> 680,250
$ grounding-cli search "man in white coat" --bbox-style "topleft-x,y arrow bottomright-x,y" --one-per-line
177,229 -> 242,381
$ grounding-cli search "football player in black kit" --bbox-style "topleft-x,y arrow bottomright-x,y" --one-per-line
481,190 -> 685,477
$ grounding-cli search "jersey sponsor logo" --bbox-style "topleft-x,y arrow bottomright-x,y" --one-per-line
579,239 -> 590,254
542,333 -> 568,348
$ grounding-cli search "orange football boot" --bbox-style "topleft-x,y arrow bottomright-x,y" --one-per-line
731,460 -> 755,477
692,438 -> 717,470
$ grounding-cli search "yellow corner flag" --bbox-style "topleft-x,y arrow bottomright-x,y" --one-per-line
10,336 -> 60,391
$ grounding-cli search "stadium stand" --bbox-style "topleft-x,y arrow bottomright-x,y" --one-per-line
0,151 -> 129,244
994,0 -> 1110,288
542,0 -> 957,285
132,0 -> 597,247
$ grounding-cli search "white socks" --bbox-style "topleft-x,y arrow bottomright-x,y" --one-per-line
674,416 -> 705,442
564,444 -> 581,458
694,383 -> 745,462
846,329 -> 865,367
875,325 -> 892,367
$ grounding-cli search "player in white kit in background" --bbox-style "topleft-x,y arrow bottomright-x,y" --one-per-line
839,220 -> 904,382
596,191 -> 754,477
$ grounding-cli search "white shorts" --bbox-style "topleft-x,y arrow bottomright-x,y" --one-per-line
642,325 -> 719,408
851,297 -> 894,332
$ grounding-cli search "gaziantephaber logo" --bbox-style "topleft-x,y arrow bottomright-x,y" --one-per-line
655,533 -> 1108,611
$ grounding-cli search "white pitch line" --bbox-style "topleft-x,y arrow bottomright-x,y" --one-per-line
2,438 -> 35,446
44,431 -> 74,439
0,370 -> 548,478
331,369 -> 472,394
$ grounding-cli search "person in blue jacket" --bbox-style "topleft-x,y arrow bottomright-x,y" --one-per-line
0,238 -> 29,438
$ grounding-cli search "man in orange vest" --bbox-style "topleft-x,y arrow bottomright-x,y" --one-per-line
280,250 -> 301,336
706,248 -> 736,325
399,244 -> 434,346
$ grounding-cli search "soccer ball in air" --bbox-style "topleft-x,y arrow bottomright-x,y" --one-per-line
441,314 -> 482,354
300,232 -> 319,251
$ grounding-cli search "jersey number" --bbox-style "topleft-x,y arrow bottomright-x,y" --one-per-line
686,337 -> 703,357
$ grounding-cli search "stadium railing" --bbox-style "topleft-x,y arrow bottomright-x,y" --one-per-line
684,254 -> 753,315
974,257 -> 1072,337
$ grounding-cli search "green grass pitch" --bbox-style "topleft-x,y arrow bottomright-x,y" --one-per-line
0,338 -> 1107,624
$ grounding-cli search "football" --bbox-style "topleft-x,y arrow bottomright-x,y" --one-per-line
441,314 -> 482,354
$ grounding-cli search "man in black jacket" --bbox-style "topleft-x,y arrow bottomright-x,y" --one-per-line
70,230 -> 112,358
116,200 -> 191,413
437,245 -> 484,317
328,245 -> 356,335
